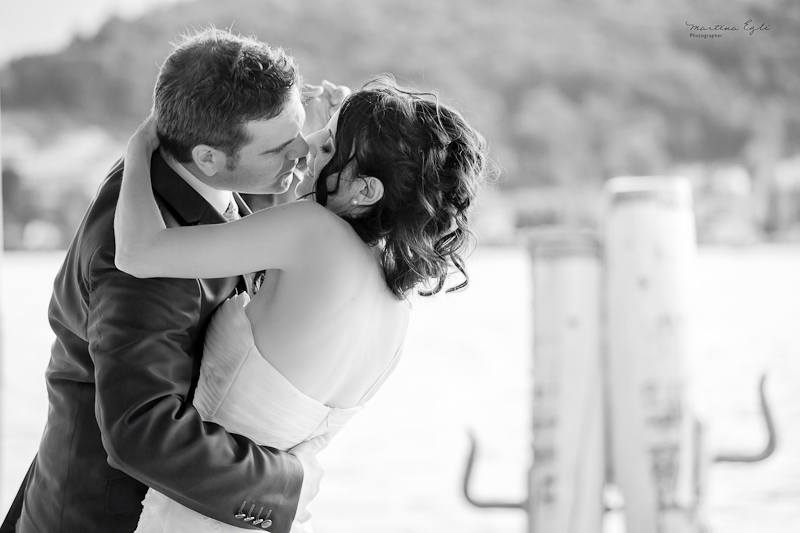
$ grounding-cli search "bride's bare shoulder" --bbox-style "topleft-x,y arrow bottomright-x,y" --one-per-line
259,200 -> 344,241
273,200 -> 366,262
272,198 -> 331,219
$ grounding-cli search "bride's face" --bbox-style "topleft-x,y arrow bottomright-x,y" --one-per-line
295,110 -> 340,201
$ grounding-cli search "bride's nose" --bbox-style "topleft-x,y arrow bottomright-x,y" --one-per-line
285,135 -> 309,161
305,129 -> 327,158
307,140 -> 319,160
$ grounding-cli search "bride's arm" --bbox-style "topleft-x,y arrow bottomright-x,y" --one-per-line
114,116 -> 331,279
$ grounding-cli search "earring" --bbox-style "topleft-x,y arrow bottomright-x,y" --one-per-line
351,199 -> 358,205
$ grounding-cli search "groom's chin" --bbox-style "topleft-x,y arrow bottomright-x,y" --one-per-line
275,169 -> 298,193
252,172 -> 301,205
295,178 -> 311,199
250,170 -> 293,196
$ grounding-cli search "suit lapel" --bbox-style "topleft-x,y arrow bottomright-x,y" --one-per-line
149,150 -> 254,293
233,192 -> 253,217
150,151 -> 227,227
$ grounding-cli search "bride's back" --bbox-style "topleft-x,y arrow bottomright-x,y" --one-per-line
244,212 -> 410,408
234,79 -> 490,409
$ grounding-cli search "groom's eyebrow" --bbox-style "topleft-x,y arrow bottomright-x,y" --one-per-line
261,137 -> 295,155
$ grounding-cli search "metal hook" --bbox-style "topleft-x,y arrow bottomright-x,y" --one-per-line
714,373 -> 777,463
462,430 -> 527,510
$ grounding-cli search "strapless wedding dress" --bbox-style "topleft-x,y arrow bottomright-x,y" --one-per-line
134,292 -> 403,533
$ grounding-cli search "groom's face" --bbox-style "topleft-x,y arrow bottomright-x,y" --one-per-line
212,89 -> 309,194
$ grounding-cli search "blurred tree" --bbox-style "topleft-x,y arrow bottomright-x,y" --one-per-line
2,0 -> 799,198
2,163 -> 39,249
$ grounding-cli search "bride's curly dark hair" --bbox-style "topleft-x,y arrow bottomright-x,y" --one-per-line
314,77 -> 490,298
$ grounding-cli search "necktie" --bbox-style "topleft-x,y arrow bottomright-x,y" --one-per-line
222,199 -> 239,222
221,198 -> 264,294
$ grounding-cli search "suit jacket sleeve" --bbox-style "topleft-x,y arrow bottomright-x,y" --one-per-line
86,241 -> 302,533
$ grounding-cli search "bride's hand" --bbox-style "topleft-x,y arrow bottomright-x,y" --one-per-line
128,113 -> 160,155
288,434 -> 330,524
302,80 -> 351,136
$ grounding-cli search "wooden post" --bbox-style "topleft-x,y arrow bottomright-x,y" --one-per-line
0,100 -> 4,499
603,177 -> 703,533
528,229 -> 605,533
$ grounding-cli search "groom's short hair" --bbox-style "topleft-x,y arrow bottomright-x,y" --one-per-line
154,27 -> 300,167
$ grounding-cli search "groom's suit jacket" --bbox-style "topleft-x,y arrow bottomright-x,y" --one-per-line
2,152 -> 302,533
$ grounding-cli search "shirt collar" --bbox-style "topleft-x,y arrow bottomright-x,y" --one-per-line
160,148 -> 233,214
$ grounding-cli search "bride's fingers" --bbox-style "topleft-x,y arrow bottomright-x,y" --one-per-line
321,80 -> 350,106
131,114 -> 160,151
127,114 -> 160,155
320,80 -> 335,95
333,85 -> 351,103
289,434 -> 331,456
302,84 -> 324,99
142,114 -> 158,137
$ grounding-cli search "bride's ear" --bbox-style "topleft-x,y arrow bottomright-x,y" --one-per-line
353,176 -> 383,206
191,145 -> 227,177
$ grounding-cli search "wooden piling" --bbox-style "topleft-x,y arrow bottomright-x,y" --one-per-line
0,103 -> 4,499
527,229 -> 605,533
603,177 -> 703,533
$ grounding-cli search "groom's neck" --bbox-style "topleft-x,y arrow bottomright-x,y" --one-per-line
159,148 -> 233,214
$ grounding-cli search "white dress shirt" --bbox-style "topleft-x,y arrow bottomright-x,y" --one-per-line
160,148 -> 234,215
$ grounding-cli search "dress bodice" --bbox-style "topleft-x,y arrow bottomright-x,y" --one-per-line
194,292 -> 369,450
134,292 -> 406,533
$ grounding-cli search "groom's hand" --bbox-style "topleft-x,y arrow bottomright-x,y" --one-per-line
302,80 -> 351,136
288,434 -> 331,522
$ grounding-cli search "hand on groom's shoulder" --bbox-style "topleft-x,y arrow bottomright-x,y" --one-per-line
302,80 -> 351,136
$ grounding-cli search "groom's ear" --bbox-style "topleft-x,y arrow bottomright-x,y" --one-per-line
191,145 -> 226,177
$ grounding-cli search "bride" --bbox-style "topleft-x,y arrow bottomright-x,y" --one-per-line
114,77 -> 489,532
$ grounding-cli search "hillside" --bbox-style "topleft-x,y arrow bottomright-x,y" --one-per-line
3,0 -> 799,189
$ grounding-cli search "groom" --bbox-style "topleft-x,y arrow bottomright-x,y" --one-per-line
2,28 -> 345,533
